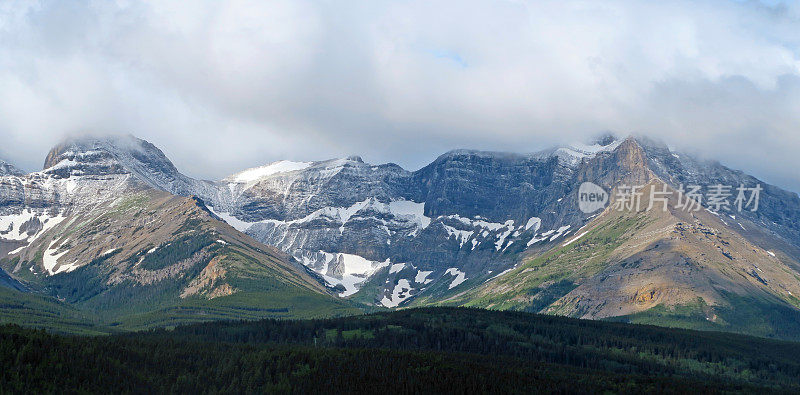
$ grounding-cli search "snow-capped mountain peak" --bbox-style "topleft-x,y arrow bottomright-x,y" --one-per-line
40,134 -> 217,199
224,160 -> 313,184
530,135 -> 623,168
43,134 -> 177,176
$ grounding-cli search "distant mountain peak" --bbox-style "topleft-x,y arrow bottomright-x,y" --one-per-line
38,133 -> 216,199
0,159 -> 24,176
592,132 -> 618,146
434,149 -> 531,163
43,134 -> 169,171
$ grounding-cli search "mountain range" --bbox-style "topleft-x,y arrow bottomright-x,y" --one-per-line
2,133 -> 800,339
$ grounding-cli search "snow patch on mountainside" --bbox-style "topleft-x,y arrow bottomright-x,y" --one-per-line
0,210 -> 66,242
552,140 -> 622,167
380,279 -> 412,307
211,198 -> 430,237
436,215 -> 568,252
527,224 -> 572,247
45,159 -> 80,172
445,268 -> 467,289
458,217 -> 508,232
495,221 -> 516,251
525,217 -> 542,231
211,198 -> 434,254
227,161 -> 312,183
415,270 -> 433,284
52,260 -> 80,275
297,251 -> 390,297
488,267 -> 516,281
206,206 -> 256,232
441,224 -> 474,248
42,240 -> 69,275
550,225 -> 571,240
389,263 -> 406,274
387,200 -> 431,229
441,215 -> 526,250
562,230 -> 589,247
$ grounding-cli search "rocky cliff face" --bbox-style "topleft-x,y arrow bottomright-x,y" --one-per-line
414,150 -> 567,222
219,156 -> 419,221
196,134 -> 800,317
187,137 -> 629,304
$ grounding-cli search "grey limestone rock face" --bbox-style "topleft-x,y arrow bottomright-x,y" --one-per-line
6,133 -> 800,308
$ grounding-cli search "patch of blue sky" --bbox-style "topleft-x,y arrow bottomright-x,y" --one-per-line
427,48 -> 469,68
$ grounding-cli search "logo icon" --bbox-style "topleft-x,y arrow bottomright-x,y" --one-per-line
578,182 -> 608,213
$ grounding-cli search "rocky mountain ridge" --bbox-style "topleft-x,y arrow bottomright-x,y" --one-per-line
0,136 -> 356,329
4,133 -> 800,339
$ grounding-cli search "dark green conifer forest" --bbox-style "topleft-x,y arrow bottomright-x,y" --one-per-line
2,307 -> 800,393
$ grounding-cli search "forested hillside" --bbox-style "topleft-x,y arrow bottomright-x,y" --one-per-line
2,307 -> 799,393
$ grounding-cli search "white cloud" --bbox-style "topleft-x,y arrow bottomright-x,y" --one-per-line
1,0 -> 799,190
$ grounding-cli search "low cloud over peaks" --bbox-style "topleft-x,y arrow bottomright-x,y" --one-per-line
1,0 -> 800,190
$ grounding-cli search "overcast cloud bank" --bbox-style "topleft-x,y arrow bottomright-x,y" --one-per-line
1,0 -> 799,190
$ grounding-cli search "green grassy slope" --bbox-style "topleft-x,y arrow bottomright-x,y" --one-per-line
1,193 -> 363,332
447,214 -> 650,310
437,198 -> 800,342
609,292 -> 800,341
0,287 -> 107,335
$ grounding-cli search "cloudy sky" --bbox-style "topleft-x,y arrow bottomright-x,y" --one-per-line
1,0 -> 800,191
